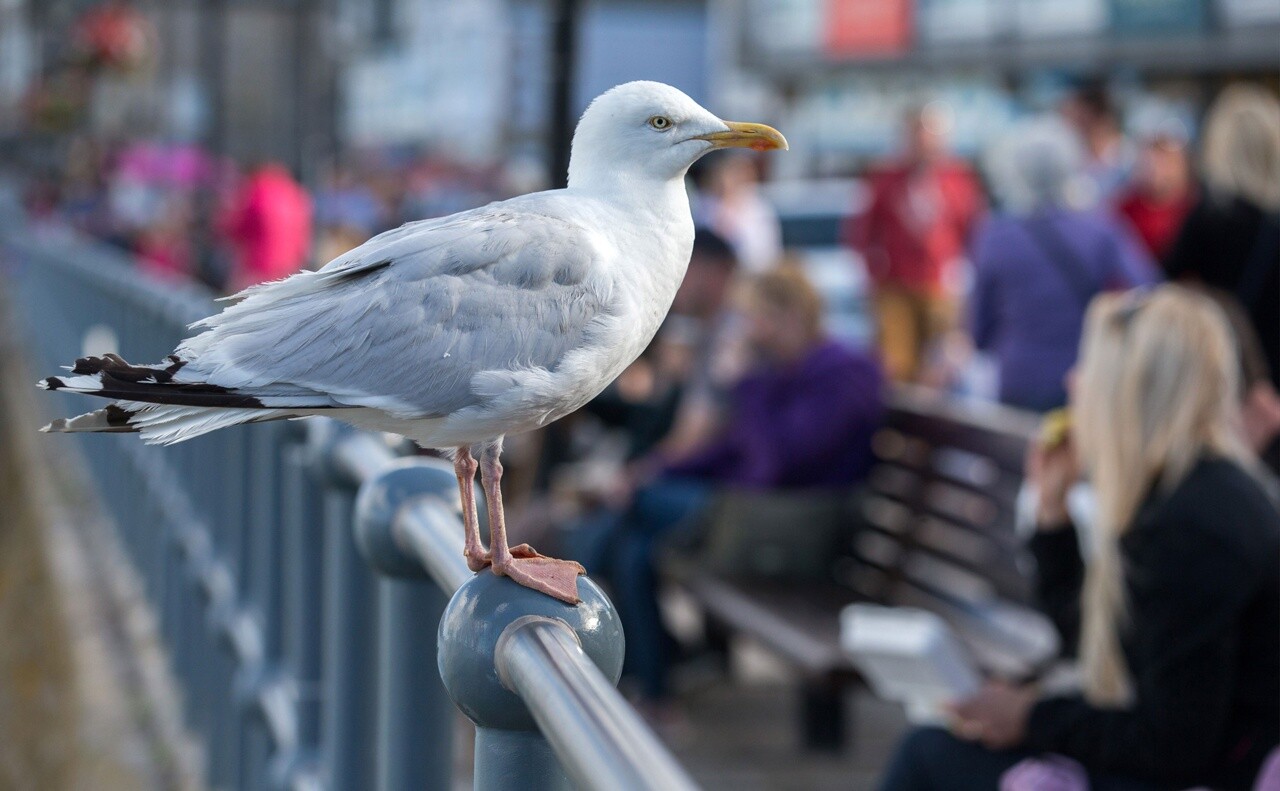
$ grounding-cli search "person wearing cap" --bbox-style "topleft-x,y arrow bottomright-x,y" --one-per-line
1116,115 -> 1196,262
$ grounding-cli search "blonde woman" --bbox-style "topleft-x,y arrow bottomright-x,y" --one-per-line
1165,85 -> 1280,393
880,286 -> 1280,791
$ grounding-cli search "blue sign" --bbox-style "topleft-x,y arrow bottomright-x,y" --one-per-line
1111,0 -> 1207,33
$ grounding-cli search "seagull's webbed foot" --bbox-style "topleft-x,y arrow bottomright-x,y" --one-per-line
492,553 -> 586,605
467,545 -> 586,604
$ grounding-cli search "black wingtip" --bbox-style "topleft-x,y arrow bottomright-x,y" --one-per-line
40,377 -> 63,391
104,404 -> 133,427
39,405 -> 141,435
69,353 -> 186,383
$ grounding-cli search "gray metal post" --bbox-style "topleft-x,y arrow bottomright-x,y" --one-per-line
183,434 -> 237,791
242,425 -> 284,790
319,484 -> 377,791
474,729 -> 569,791
175,522 -> 211,735
276,440 -> 325,786
314,423 -> 388,791
437,573 -> 625,791
311,419 -> 399,788
375,579 -> 451,791
353,459 -> 460,791
207,580 -> 242,788
248,424 -> 286,658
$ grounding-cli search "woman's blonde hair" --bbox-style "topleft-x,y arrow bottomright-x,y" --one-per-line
1201,85 -> 1280,211
1072,285 -> 1251,706
744,265 -> 825,340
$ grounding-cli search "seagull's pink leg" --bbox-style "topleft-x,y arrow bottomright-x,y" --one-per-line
478,442 -> 584,604
454,447 -> 489,572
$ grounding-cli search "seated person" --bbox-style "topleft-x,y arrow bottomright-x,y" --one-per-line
573,266 -> 884,710
881,286 -> 1280,791
583,229 -> 742,463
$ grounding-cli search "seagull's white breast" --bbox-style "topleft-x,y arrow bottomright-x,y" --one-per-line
409,186 -> 694,447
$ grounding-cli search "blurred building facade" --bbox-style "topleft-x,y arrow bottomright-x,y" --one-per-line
723,0 -> 1280,178
340,0 -> 711,172
4,0 -> 716,182
3,0 -> 1278,182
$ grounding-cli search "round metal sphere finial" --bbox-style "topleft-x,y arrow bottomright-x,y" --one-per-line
354,457 -> 460,578
437,572 -> 624,731
354,455 -> 488,579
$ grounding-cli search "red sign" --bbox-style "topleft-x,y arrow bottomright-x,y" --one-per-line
824,0 -> 913,58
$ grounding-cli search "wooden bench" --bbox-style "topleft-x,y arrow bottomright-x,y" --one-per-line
662,386 -> 1059,750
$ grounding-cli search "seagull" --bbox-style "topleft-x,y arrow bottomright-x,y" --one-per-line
38,81 -> 787,604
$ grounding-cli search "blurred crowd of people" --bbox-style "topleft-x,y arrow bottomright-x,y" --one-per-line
857,84 -> 1278,415
21,140 -> 522,295
851,83 -> 1280,462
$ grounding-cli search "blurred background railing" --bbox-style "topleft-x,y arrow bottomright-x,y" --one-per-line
0,200 -> 698,791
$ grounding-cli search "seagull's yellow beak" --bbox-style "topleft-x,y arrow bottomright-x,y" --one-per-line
695,121 -> 789,152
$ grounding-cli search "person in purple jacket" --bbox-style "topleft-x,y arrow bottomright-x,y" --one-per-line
574,267 -> 884,713
662,268 -> 884,487
969,117 -> 1159,412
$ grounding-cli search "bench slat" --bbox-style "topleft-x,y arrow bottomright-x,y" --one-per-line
679,575 -> 858,677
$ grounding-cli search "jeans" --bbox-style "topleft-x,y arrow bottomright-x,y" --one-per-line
565,478 -> 712,701
879,727 -> 1174,791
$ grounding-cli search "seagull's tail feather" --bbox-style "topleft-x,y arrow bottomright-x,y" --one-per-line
39,353 -> 272,408
37,353 -> 325,444
41,401 -> 288,445
40,353 -> 338,409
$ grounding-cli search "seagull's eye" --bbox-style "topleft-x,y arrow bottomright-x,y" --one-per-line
647,115 -> 673,131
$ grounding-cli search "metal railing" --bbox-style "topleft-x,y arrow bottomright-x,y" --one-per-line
0,206 -> 699,791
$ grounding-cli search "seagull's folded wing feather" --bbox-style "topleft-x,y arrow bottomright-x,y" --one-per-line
177,204 -> 613,418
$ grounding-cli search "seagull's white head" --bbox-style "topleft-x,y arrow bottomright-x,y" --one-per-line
567,81 -> 787,191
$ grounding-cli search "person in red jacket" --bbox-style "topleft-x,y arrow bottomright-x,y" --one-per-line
220,162 -> 312,293
849,104 -> 984,383
1116,119 -> 1195,264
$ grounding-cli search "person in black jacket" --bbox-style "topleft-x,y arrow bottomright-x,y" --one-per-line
1164,85 -> 1280,391
880,286 -> 1280,791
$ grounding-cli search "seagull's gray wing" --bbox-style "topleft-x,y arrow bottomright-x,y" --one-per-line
177,204 -> 612,417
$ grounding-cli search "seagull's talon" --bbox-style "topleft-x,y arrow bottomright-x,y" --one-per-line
508,543 -> 547,559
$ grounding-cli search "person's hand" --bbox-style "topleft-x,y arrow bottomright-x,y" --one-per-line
1026,415 -> 1078,528
947,680 -> 1037,751
603,456 -> 661,509
920,329 -> 973,390
601,467 -> 637,510
1242,382 -> 1280,454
